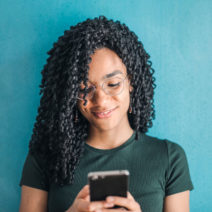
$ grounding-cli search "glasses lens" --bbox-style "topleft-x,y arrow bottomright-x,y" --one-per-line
103,77 -> 124,96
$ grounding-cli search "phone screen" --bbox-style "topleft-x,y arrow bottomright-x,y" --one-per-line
88,170 -> 129,202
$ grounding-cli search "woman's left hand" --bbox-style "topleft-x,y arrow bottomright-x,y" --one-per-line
100,192 -> 142,212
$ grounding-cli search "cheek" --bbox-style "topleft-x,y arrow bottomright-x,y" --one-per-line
77,101 -> 91,120
115,91 -> 130,109
123,91 -> 131,109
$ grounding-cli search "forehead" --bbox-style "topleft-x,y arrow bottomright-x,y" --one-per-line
87,48 -> 127,81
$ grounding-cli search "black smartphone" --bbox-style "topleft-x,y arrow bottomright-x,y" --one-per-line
88,170 -> 129,202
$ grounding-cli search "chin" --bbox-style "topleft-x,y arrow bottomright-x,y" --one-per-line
91,119 -> 120,131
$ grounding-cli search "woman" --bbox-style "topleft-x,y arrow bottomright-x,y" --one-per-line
19,16 -> 193,212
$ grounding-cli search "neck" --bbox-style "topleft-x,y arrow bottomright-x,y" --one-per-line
86,122 -> 134,150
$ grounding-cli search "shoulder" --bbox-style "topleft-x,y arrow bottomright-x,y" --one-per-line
136,132 -> 187,161
137,132 -> 181,149
20,151 -> 49,191
137,132 -> 194,190
25,150 -> 47,170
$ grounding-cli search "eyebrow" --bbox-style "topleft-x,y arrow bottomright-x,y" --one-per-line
102,70 -> 123,79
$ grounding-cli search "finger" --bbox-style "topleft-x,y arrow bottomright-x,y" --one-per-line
78,200 -> 112,212
76,199 -> 90,212
76,185 -> 90,199
84,194 -> 90,202
127,192 -> 135,200
99,208 -> 127,212
75,199 -> 111,212
106,196 -> 139,211
88,201 -> 114,211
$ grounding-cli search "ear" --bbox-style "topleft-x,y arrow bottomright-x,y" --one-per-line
127,75 -> 133,92
129,84 -> 133,92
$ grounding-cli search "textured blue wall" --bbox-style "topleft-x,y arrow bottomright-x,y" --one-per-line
0,0 -> 211,211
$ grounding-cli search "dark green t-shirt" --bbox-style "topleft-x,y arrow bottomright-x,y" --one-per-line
20,131 -> 193,212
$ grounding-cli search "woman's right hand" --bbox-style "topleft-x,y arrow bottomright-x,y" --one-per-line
66,185 -> 114,212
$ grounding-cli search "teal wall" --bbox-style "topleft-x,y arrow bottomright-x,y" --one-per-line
0,0 -> 211,211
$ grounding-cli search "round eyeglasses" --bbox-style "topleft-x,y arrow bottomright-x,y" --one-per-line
77,75 -> 128,101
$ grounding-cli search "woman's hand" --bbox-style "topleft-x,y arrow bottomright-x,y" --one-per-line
101,192 -> 142,212
66,185 -> 141,212
65,185 -> 114,212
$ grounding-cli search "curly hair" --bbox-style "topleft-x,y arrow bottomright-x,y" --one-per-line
29,15 -> 156,186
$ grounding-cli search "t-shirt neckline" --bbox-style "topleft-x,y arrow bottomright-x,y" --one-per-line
84,131 -> 136,154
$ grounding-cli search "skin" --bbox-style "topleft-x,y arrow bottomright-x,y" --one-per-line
19,48 -> 190,212
77,47 -> 134,150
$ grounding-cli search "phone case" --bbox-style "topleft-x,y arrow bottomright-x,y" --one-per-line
88,170 -> 129,202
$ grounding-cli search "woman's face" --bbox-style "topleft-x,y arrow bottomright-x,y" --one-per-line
78,47 -> 132,131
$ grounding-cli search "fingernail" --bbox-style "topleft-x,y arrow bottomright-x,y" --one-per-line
96,209 -> 102,212
104,203 -> 114,207
107,197 -> 114,202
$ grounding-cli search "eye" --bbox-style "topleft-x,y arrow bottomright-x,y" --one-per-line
108,82 -> 121,87
105,77 -> 122,88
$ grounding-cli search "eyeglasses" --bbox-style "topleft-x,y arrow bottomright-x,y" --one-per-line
77,75 -> 128,101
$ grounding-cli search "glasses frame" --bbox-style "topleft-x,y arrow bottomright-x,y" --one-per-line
77,74 -> 128,101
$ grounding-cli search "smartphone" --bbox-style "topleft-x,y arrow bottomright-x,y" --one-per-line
88,170 -> 129,202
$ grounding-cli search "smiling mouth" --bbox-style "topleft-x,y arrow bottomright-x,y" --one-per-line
92,107 -> 117,119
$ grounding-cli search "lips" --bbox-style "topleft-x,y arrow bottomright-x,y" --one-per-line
92,107 -> 117,119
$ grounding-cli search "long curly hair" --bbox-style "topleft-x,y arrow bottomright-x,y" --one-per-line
29,15 -> 156,186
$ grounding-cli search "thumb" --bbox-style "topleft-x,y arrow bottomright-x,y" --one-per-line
84,194 -> 90,202
127,191 -> 135,200
76,185 -> 90,199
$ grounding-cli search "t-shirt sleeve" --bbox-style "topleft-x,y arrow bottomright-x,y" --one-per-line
165,140 -> 194,196
19,152 -> 49,191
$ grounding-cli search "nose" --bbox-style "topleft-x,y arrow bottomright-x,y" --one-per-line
92,87 -> 109,105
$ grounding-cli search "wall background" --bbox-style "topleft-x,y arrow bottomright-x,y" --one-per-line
0,0 -> 211,211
